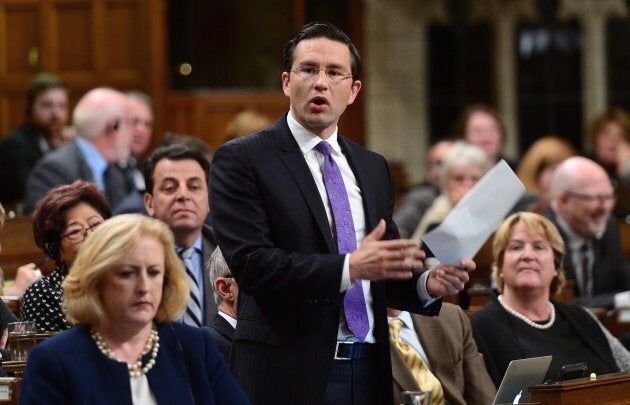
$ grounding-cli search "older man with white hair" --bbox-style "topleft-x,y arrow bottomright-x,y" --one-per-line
22,87 -> 133,213
546,156 -> 630,308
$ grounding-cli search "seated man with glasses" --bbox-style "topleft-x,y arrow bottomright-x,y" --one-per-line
20,181 -> 111,332
546,156 -> 630,308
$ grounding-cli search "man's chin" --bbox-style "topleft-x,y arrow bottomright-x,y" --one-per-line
588,222 -> 608,239
170,220 -> 201,233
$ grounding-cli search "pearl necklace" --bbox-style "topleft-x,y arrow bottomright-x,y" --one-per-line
497,295 -> 556,330
91,327 -> 160,378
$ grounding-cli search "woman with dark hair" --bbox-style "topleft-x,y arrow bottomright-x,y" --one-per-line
20,180 -> 111,332
452,103 -> 518,170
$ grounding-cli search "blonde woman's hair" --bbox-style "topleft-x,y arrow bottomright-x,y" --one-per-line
63,214 -> 189,328
0,203 -> 5,228
492,212 -> 566,296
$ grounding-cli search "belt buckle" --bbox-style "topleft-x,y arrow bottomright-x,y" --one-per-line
334,341 -> 353,361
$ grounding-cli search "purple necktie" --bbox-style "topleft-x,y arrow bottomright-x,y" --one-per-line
315,141 -> 369,341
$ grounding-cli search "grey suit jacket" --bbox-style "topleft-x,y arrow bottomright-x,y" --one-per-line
391,304 -> 496,405
22,140 -> 132,212
200,224 -> 219,326
23,141 -> 93,212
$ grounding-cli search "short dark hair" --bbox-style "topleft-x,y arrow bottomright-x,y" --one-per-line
590,107 -> 630,143
452,103 -> 506,142
33,181 -> 112,264
144,142 -> 211,195
26,72 -> 68,119
283,21 -> 362,80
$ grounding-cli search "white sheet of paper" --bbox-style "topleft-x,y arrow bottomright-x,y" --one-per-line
422,160 -> 526,265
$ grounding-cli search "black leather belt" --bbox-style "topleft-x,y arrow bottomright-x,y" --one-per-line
333,341 -> 373,361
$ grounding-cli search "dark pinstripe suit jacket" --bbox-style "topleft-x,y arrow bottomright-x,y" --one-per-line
211,114 -> 440,405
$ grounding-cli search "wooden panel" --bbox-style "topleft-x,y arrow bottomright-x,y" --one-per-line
0,2 -> 41,75
165,91 -> 289,152
0,215 -> 51,281
0,90 -> 28,138
103,0 -> 143,77
621,220 -> 630,259
48,1 -> 94,72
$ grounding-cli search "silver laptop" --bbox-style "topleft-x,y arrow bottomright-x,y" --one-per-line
493,355 -> 552,404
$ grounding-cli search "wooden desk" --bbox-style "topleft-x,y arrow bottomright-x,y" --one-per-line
0,378 -> 21,404
1,363 -> 25,379
0,298 -> 19,318
529,373 -> 630,404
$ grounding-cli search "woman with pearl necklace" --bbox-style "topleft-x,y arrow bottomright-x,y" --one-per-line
471,212 -> 630,388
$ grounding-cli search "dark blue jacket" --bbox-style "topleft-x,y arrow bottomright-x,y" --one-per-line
19,323 -> 249,404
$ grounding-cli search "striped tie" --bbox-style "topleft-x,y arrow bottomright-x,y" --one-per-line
180,247 -> 202,327
389,319 -> 444,405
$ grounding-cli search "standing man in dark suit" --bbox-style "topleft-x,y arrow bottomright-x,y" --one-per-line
206,246 -> 238,360
547,156 -> 630,308
388,305 -> 496,405
22,87 -> 133,213
211,22 -> 474,405
144,143 -> 218,326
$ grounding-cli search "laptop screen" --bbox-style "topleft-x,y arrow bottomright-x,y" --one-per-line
493,355 -> 552,404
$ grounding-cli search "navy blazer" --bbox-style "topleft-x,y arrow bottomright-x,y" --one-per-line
211,114 -> 440,404
22,140 -> 94,213
19,323 -> 250,404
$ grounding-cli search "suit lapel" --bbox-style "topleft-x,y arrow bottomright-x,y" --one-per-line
413,315 -> 452,376
273,120 -> 336,252
339,137 -> 378,231
212,314 -> 236,341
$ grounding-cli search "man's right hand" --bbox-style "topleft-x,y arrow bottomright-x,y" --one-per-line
349,219 -> 424,281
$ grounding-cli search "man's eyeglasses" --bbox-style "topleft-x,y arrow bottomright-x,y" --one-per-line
62,222 -> 103,244
291,67 -> 352,83
564,190 -> 616,205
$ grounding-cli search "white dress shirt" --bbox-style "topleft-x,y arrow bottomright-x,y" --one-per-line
287,112 -> 433,343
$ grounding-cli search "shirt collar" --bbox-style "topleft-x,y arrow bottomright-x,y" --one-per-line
287,111 -> 341,156
75,137 -> 108,173
218,311 -> 237,329
176,233 -> 203,254
387,310 -> 414,330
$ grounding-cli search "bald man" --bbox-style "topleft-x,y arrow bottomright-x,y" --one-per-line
546,156 -> 630,308
23,88 -> 133,212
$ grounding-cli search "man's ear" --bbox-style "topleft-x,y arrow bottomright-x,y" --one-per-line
215,277 -> 233,302
144,192 -> 154,216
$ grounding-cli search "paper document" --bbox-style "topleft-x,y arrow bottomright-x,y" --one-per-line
422,160 -> 525,265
